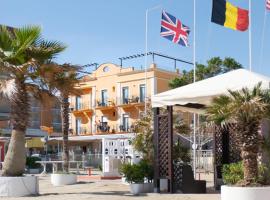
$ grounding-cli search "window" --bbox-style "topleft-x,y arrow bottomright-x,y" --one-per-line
122,87 -> 129,104
75,96 -> 81,110
139,84 -> 145,103
103,66 -> 109,72
101,90 -> 108,106
76,118 -> 82,135
122,114 -> 129,132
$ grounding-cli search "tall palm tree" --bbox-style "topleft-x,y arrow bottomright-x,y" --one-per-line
41,63 -> 80,173
0,25 -> 66,176
207,84 -> 269,185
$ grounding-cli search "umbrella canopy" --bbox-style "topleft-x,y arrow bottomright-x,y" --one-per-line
152,69 -> 270,113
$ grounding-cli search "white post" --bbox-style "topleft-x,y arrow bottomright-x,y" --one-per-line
145,5 -> 161,114
193,0 -> 197,179
249,0 -> 252,71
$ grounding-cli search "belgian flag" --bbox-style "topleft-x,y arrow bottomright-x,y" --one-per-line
211,0 -> 249,31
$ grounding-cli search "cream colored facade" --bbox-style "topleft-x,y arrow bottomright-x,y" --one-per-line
69,63 -> 180,136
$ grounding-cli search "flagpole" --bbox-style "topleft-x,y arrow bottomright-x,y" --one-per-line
193,0 -> 197,179
249,0 -> 252,71
259,3 -> 267,70
145,5 -> 161,115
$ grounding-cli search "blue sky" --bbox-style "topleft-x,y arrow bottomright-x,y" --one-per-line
1,0 -> 270,75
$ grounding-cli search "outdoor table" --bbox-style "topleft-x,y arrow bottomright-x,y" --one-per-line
36,160 -> 85,175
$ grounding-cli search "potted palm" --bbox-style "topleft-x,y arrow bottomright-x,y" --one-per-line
0,25 -> 65,196
207,84 -> 270,200
42,63 -> 81,186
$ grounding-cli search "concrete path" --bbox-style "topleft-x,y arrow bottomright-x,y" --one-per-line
4,176 -> 221,200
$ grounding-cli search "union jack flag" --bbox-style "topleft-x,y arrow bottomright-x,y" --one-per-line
160,10 -> 190,47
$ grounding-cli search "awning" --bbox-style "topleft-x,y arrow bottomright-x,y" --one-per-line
152,69 -> 270,113
47,133 -> 135,143
25,138 -> 44,148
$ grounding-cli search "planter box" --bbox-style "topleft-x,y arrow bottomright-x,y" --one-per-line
143,182 -> 154,193
0,176 -> 39,197
130,183 -> 144,195
221,185 -> 270,200
51,174 -> 77,186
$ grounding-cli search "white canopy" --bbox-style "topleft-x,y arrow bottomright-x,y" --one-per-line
152,69 -> 270,113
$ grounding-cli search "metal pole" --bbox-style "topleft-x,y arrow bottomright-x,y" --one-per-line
144,5 -> 161,115
193,0 -> 197,179
249,0 -> 252,71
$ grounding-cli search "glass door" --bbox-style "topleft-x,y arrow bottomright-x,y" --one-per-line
101,89 -> 108,106
76,118 -> 81,135
139,84 -> 145,103
75,96 -> 81,110
122,114 -> 129,132
122,87 -> 129,104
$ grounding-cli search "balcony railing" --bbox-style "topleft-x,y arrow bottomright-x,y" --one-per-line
70,127 -> 91,135
96,99 -> 116,107
96,122 -> 134,134
72,101 -> 92,111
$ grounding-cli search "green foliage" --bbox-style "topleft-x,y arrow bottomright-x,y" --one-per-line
121,160 -> 154,183
120,163 -> 145,183
132,109 -> 154,162
26,157 -> 41,169
222,162 -> 244,185
169,57 -> 242,89
174,118 -> 191,135
223,162 -> 270,185
138,159 -> 154,182
173,141 -> 191,163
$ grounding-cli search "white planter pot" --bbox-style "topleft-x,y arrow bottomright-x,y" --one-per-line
143,182 -> 154,193
51,174 -> 77,186
0,176 -> 39,197
221,185 -> 270,200
130,183 -> 144,195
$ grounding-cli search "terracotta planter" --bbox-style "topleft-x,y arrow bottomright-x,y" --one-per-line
221,185 -> 270,200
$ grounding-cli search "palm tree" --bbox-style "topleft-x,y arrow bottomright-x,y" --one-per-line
0,25 -> 66,176
207,84 -> 269,185
41,63 -> 80,173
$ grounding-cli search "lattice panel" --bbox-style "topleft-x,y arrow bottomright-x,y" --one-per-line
214,123 -> 241,166
214,125 -> 223,166
173,163 -> 183,192
158,115 -> 169,178
228,123 -> 241,163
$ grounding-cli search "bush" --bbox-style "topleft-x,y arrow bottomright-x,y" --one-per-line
121,163 -> 144,184
26,157 -> 41,169
138,159 -> 154,182
222,162 -> 244,185
223,162 -> 270,185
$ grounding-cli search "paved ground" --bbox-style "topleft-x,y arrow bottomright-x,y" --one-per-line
2,174 -> 221,200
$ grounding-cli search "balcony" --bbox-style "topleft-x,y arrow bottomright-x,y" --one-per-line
118,96 -> 145,109
71,101 -> 93,116
70,127 -> 92,136
96,122 -> 134,135
96,99 -> 116,112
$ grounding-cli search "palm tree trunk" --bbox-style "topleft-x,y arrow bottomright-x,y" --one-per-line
240,122 -> 259,185
61,93 -> 70,173
2,80 -> 29,176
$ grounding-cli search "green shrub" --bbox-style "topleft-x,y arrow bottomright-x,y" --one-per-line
138,159 -> 154,182
121,163 -> 144,183
26,157 -> 41,169
222,162 -> 244,185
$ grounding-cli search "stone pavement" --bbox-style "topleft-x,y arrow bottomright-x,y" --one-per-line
3,175 -> 221,200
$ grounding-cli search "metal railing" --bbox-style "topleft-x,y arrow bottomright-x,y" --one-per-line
96,123 -> 134,134
73,101 -> 92,111
191,150 -> 214,173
